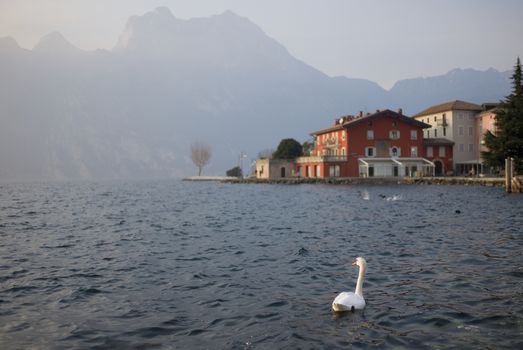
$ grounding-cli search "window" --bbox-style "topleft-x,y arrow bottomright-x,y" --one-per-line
459,144 -> 464,152
329,165 -> 340,177
434,129 -> 438,137
479,123 -> 483,135
392,121 -> 397,127
365,147 -> 375,157
390,147 -> 400,157
458,113 -> 464,120
434,116 -> 437,122
459,126 -> 464,136
426,130 -> 430,138
443,128 -> 446,136
439,146 -> 446,157
367,130 -> 374,140
410,130 -> 417,140
468,144 -> 473,152
427,146 -> 433,157
411,146 -> 418,157
342,130 -> 346,140
468,127 -> 473,136
389,130 -> 400,139
341,148 -> 346,156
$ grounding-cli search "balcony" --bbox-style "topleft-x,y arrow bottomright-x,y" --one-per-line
296,155 -> 348,163
436,119 -> 448,127
322,139 -> 339,147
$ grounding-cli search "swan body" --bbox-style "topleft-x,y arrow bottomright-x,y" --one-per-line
332,291 -> 365,311
332,257 -> 367,312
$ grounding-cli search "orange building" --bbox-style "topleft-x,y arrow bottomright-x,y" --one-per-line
296,109 -> 439,177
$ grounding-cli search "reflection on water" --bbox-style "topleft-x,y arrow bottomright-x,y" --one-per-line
0,180 -> 522,349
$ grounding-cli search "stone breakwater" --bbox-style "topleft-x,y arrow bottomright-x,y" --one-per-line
222,176 -> 505,187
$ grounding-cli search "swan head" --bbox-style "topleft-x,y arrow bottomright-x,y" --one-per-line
352,257 -> 367,268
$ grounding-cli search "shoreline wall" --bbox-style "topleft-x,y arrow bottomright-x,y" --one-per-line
221,176 -> 505,187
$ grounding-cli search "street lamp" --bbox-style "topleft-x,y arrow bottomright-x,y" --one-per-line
238,152 -> 247,178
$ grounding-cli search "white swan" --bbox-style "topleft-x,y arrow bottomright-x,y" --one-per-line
332,257 -> 367,312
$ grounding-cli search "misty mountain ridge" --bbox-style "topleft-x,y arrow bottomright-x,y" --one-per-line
0,7 -> 511,180
33,31 -> 85,55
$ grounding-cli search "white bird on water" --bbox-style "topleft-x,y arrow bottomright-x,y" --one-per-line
332,257 -> 367,312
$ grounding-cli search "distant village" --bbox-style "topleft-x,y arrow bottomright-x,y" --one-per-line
255,100 -> 499,180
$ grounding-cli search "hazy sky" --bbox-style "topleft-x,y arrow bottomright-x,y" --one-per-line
1,0 -> 522,88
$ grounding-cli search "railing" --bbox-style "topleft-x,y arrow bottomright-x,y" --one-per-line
323,156 -> 348,162
436,119 -> 448,127
296,155 -> 348,163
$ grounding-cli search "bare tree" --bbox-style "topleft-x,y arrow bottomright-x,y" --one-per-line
190,142 -> 212,176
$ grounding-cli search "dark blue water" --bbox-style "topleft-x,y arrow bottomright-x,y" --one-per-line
1,180 -> 522,349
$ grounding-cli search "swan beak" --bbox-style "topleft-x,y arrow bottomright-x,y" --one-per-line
351,259 -> 357,266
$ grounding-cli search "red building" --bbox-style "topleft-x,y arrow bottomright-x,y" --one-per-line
296,109 -> 448,177
422,138 -> 454,176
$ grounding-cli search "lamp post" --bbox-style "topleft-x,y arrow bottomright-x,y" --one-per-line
239,152 -> 247,178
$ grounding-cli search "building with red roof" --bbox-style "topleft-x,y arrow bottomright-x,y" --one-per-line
296,109 -> 443,177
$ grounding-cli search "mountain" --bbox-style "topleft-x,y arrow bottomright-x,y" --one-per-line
33,31 -> 84,55
389,68 -> 511,112
0,7 -> 511,181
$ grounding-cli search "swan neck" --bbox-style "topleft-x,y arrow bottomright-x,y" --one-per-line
355,264 -> 366,296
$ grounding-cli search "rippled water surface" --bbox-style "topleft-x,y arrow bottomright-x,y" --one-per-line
1,180 -> 522,349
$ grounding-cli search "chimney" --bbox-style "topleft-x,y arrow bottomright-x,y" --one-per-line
397,108 -> 403,115
358,111 -> 363,118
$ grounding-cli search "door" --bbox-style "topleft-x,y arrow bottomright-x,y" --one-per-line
281,167 -> 286,178
434,160 -> 443,176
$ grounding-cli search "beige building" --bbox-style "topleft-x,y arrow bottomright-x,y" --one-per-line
413,100 -> 483,175
255,159 -> 295,179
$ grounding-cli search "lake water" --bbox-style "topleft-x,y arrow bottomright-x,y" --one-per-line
1,180 -> 522,349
